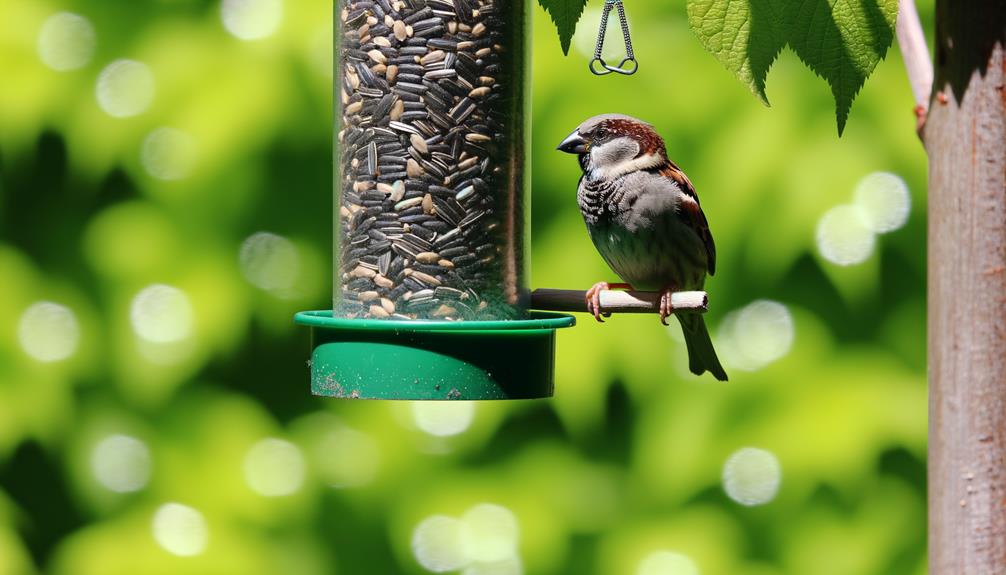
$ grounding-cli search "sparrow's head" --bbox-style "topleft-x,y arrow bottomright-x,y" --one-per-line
557,114 -> 667,180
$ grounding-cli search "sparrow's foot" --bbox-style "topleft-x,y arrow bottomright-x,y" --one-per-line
914,104 -> 927,140
659,284 -> 679,326
585,282 -> 633,322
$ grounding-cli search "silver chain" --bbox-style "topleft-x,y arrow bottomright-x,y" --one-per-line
590,0 -> 637,75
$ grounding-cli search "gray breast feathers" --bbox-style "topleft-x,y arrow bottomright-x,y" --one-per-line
576,176 -> 618,224
580,171 -> 707,290
578,171 -> 683,230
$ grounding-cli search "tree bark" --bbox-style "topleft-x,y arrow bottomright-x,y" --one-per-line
928,2 -> 1006,573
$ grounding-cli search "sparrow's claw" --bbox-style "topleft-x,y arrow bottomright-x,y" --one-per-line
659,284 -> 678,326
585,282 -> 633,323
585,281 -> 608,322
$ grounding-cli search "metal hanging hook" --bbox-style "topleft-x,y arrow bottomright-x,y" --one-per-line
589,0 -> 638,76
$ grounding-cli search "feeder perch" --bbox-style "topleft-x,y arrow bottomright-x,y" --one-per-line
296,0 -> 708,399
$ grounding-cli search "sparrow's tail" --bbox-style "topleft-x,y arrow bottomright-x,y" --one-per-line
678,314 -> 728,381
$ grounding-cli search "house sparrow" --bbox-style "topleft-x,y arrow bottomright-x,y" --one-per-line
557,114 -> 727,381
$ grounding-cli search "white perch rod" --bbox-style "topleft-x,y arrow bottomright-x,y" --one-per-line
896,0 -> 933,113
530,289 -> 708,314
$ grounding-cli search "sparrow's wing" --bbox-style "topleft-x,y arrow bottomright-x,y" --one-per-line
657,162 -> 717,276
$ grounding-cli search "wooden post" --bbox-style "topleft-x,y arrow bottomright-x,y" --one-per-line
927,2 -> 1006,572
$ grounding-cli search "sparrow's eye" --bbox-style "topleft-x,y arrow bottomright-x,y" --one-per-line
595,127 -> 608,139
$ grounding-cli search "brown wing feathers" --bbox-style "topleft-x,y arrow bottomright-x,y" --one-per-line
656,162 -> 717,276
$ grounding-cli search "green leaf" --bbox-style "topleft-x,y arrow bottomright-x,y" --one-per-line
538,0 -> 589,55
686,0 -> 787,105
687,0 -> 898,134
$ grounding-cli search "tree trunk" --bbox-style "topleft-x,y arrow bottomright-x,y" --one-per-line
927,3 -> 1006,573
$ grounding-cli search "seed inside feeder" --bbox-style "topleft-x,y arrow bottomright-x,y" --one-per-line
337,0 -> 526,320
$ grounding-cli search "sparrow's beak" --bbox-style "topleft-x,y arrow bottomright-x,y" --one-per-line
556,130 -> 588,154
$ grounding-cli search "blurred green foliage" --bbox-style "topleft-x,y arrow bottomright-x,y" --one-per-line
0,0 -> 927,574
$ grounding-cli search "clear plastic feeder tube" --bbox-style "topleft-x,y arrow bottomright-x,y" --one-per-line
335,0 -> 529,320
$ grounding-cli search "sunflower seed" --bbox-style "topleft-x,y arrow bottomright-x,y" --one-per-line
338,0 -> 523,319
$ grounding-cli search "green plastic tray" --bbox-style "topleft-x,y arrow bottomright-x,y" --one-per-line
294,310 -> 575,400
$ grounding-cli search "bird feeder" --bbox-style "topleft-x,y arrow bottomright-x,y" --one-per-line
295,0 -> 569,400
295,0 -> 707,399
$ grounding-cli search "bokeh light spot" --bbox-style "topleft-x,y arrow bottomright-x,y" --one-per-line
91,434 -> 152,493
816,204 -> 875,266
853,172 -> 911,233
463,556 -> 524,575
95,59 -> 155,118
722,447 -> 782,506
412,515 -> 468,573
130,284 -> 194,344
151,503 -> 208,556
239,232 -> 301,295
718,300 -> 794,371
637,551 -> 700,575
141,128 -> 197,181
314,426 -> 379,488
37,12 -> 96,71
222,0 -> 284,40
243,438 -> 305,497
17,301 -> 80,362
572,7 -> 628,62
411,401 -> 476,437
459,503 -> 519,563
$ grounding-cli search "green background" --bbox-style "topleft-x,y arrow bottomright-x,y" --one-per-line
0,0 -> 928,573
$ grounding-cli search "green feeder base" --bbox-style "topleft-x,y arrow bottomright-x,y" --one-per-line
294,311 -> 575,400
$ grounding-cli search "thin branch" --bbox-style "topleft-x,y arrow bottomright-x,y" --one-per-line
530,289 -> 708,315
896,0 -> 934,138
